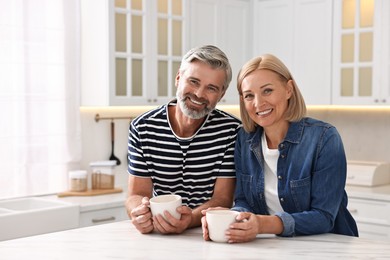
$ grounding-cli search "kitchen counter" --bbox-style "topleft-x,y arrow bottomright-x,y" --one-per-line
42,186 -> 128,212
40,184 -> 390,212
346,184 -> 390,201
0,220 -> 389,259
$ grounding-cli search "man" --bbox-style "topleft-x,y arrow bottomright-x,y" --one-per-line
126,45 -> 241,234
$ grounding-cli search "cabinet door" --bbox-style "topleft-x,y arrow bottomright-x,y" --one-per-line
254,0 -> 332,105
348,197 -> 390,240
254,0 -> 293,67
190,0 -> 252,104
332,0 -> 390,105
293,0 -> 332,105
110,0 -> 188,106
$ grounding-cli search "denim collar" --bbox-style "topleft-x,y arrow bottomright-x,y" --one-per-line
247,119 -> 305,150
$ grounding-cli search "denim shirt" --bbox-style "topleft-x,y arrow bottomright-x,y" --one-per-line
231,117 -> 358,237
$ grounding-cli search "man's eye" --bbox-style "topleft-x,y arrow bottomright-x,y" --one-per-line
208,86 -> 218,92
190,79 -> 199,85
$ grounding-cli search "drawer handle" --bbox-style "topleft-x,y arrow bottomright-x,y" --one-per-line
348,208 -> 358,213
92,216 -> 116,223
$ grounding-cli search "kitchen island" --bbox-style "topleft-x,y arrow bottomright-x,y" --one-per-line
0,220 -> 389,259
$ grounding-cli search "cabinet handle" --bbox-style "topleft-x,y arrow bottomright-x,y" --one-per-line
382,99 -> 386,103
374,99 -> 379,103
92,216 -> 116,223
348,208 -> 358,213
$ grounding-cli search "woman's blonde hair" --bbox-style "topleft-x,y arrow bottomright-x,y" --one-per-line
237,54 -> 307,133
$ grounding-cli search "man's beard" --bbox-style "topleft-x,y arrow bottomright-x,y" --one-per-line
176,89 -> 214,119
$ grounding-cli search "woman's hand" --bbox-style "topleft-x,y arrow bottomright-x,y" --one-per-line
225,212 -> 259,243
201,207 -> 230,241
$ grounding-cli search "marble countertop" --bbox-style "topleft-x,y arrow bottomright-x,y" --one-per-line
0,220 -> 389,259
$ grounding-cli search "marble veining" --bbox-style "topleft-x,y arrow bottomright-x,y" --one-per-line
0,220 -> 389,259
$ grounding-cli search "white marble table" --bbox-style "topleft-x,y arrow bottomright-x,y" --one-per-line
0,220 -> 389,259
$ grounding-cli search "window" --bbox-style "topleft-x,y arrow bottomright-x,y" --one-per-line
0,0 -> 82,199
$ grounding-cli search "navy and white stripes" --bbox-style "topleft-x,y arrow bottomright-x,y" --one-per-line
128,101 -> 241,208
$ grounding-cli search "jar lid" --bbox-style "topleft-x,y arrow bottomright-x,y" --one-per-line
69,170 -> 87,178
89,160 -> 117,167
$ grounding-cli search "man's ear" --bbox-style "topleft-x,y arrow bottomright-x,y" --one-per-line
175,71 -> 181,87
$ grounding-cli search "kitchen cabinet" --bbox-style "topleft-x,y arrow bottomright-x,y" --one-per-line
80,0 -> 110,106
348,197 -> 390,240
189,0 -> 252,104
253,0 -> 333,105
110,0 -> 189,106
81,0 -> 189,106
332,0 -> 390,105
79,206 -> 128,228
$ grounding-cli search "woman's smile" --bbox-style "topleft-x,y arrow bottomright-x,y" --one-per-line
256,108 -> 273,117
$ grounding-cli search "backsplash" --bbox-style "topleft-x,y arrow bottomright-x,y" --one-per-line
80,106 -> 390,187
307,106 -> 390,163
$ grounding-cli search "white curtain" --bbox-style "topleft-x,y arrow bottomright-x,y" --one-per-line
0,0 -> 82,199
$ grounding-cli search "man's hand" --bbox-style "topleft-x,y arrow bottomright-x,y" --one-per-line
130,197 -> 154,234
152,205 -> 193,234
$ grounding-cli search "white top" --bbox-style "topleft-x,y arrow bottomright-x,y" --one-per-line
262,132 -> 284,215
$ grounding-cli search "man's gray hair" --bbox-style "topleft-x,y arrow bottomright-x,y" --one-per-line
179,45 -> 232,91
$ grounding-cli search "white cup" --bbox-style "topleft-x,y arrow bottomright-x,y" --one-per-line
149,194 -> 182,220
206,210 -> 239,243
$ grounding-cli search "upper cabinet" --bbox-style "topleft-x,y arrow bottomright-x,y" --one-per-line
189,0 -> 253,104
82,0 -> 249,106
81,0 -> 111,106
253,0 -> 333,105
81,0 -> 390,107
81,0 -> 189,106
332,0 -> 390,105
110,0 -> 189,106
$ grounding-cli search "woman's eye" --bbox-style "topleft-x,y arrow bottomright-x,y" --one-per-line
263,88 -> 273,95
243,94 -> 254,100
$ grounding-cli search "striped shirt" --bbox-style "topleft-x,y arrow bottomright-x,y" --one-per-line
127,101 -> 242,208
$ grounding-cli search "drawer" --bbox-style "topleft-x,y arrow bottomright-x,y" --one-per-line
348,198 -> 390,226
80,206 -> 128,228
356,222 -> 390,240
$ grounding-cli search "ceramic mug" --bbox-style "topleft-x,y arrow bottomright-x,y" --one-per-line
149,194 -> 182,220
206,209 -> 239,243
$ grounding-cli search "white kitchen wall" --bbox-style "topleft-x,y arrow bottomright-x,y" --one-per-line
79,106 -> 157,188
80,106 -> 390,188
307,106 -> 390,163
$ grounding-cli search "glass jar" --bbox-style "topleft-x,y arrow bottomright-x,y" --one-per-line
90,160 -> 116,189
69,170 -> 88,192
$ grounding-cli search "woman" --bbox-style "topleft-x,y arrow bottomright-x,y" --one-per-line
202,54 -> 358,243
